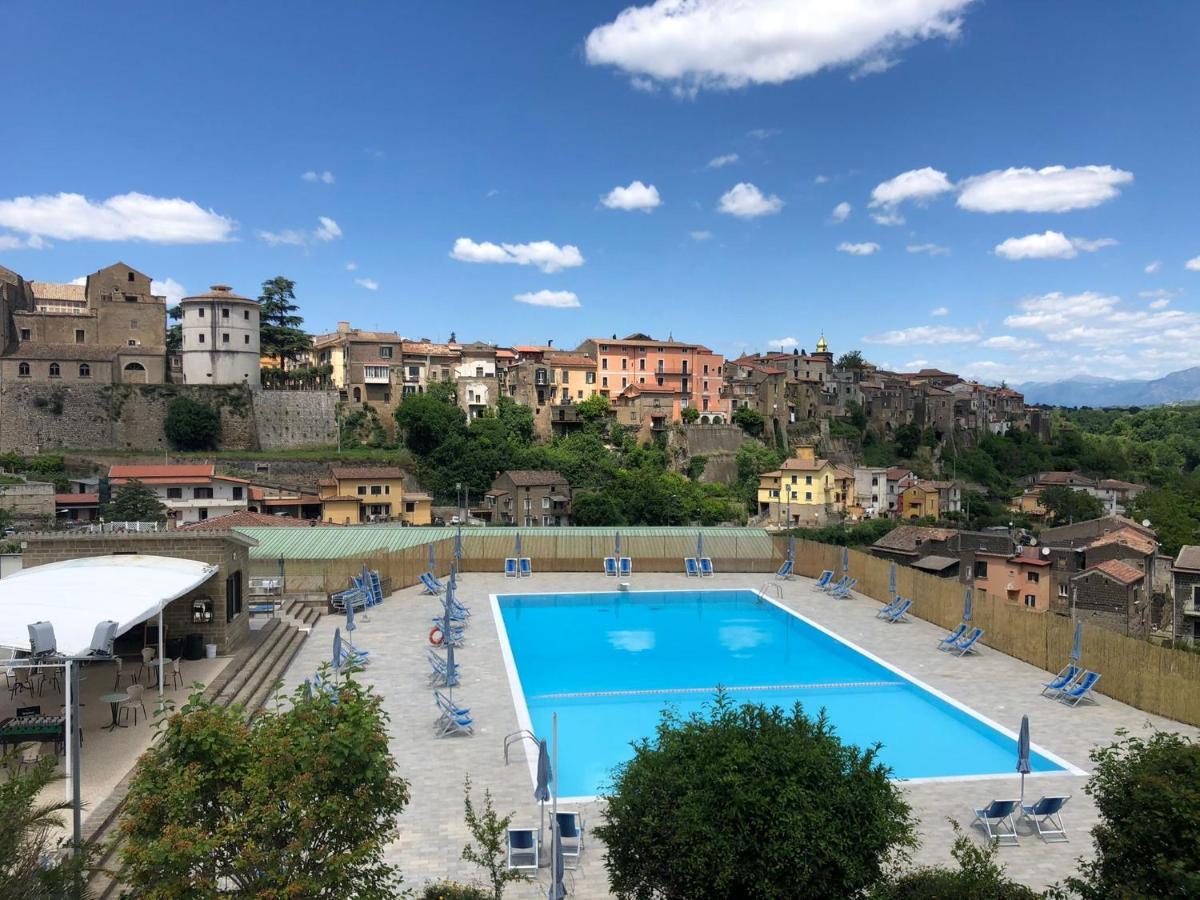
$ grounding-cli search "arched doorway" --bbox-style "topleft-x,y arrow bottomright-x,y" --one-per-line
123,361 -> 147,384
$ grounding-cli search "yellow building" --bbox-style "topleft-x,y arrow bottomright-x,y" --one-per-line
757,446 -> 852,527
1012,489 -> 1047,517
900,482 -> 940,520
318,466 -> 432,525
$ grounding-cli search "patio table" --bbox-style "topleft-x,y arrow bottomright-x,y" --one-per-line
100,691 -> 129,730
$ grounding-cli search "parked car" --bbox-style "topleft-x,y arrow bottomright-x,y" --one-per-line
450,515 -> 460,525
432,515 -> 446,527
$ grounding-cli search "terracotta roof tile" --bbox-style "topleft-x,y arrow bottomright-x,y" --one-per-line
177,510 -> 332,531
1080,558 -> 1144,586
109,464 -> 214,479
502,470 -> 568,487
329,466 -> 405,480
1175,546 -> 1200,571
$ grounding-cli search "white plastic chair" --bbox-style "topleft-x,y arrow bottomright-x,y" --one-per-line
121,683 -> 149,726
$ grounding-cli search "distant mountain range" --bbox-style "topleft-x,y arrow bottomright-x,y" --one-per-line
1014,367 -> 1200,408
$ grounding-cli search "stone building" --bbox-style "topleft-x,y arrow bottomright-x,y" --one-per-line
1171,546 -> 1200,643
179,284 -> 261,388
507,350 -> 600,439
15,530 -> 254,654
454,341 -> 500,420
0,479 -> 55,525
0,261 -> 166,385
311,322 -> 403,407
485,470 -> 572,526
1068,559 -> 1151,638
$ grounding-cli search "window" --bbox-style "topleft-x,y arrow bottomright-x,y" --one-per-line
17,362 -> 29,377
124,294 -> 138,303
166,487 -> 183,499
130,319 -> 138,328
194,487 -> 213,499
19,328 -> 29,341
79,363 -> 90,378
221,307 -> 230,319
1024,594 -> 1037,608
476,366 -> 484,378
1058,583 -> 1069,598
225,570 -> 243,622
804,492 -> 812,501
639,377 -> 645,384
974,560 -> 988,579
621,358 -> 627,370
75,329 -> 85,343
222,333 -> 230,344
405,501 -> 415,513
1027,571 -> 1040,583
639,359 -> 645,371
127,271 -> 135,282
232,486 -> 243,500
790,475 -> 797,484
199,333 -> 205,344
560,370 -> 569,384
244,335 -> 250,344
244,310 -> 250,320
621,377 -> 627,387
542,496 -> 550,509
586,371 -> 595,384
656,376 -> 664,386
198,307 -> 205,317
371,485 -> 382,495
128,339 -> 138,347
357,486 -> 367,496
384,485 -> 390,494
601,358 -> 608,370
380,346 -> 393,358
805,475 -> 813,485
48,363 -> 60,377
602,376 -> 608,388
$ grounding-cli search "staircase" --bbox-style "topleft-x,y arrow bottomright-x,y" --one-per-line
86,602 -> 322,897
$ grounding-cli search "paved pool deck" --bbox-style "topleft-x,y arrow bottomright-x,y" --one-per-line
278,571 -> 1195,898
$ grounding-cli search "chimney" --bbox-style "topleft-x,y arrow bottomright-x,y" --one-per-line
548,338 -> 553,347
337,321 -> 350,333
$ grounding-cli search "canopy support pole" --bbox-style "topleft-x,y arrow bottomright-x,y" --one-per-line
68,660 -> 82,847
158,603 -> 165,697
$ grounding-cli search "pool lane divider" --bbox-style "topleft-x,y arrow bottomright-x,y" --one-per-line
529,679 -> 905,701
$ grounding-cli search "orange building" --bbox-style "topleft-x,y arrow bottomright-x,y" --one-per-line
970,547 -> 1052,612
576,333 -> 730,429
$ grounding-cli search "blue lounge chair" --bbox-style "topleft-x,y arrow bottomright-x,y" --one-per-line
420,573 -> 443,595
368,569 -> 383,604
556,811 -> 584,869
937,623 -> 968,649
952,627 -> 984,656
973,799 -> 1021,846
699,557 -> 714,577
426,650 -> 459,686
1041,664 -> 1081,697
875,596 -> 904,619
812,569 -> 834,591
1021,795 -> 1070,842
775,559 -> 793,580
519,557 -> 532,577
684,557 -> 699,576
619,557 -> 632,577
821,575 -> 848,595
433,691 -> 473,736
883,597 -> 912,622
506,828 -> 539,873
504,558 -> 518,578
604,557 -> 617,576
1057,670 -> 1101,706
830,577 -> 857,599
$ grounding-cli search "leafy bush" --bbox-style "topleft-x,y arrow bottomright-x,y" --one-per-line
164,396 -> 221,450
1064,730 -> 1200,899
789,518 -> 898,547
461,775 -> 525,900
870,822 -> 1041,899
596,693 -> 915,900
105,479 -> 168,523
419,881 -> 490,900
732,405 -> 765,436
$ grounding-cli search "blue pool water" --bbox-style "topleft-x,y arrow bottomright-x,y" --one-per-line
496,589 -> 1068,797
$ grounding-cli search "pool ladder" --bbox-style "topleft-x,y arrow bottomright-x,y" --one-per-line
759,582 -> 783,601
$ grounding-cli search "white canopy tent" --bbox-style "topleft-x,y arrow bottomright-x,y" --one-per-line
0,554 -> 218,657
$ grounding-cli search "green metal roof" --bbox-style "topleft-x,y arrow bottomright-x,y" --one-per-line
235,525 -> 772,561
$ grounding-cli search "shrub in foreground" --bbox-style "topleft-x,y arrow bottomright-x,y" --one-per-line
870,822 -> 1042,899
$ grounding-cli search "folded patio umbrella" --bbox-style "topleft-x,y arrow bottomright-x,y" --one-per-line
963,586 -> 973,624
454,524 -> 463,562
535,737 -> 551,846
1070,619 -> 1083,663
345,588 -> 356,633
889,561 -> 897,596
614,531 -> 621,559
515,531 -> 523,558
696,532 -> 704,559
1017,714 -> 1032,805
842,545 -> 849,573
445,641 -> 457,701
548,817 -> 566,900
332,627 -> 342,670
787,534 -> 795,562
428,541 -> 437,572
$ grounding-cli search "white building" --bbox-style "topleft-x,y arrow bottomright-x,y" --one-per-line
107,464 -> 250,524
853,467 -> 889,518
179,284 -> 261,388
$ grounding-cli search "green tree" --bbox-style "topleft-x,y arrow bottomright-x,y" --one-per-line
576,393 -> 612,425
1040,485 -> 1104,523
461,776 -> 525,900
164,396 -> 221,451
106,479 -> 168,523
495,396 -> 534,443
732,405 -> 765,437
870,822 -> 1040,899
0,749 -> 97,898
395,391 -> 467,457
570,491 -> 626,525
836,349 -> 865,370
595,694 -> 915,900
120,674 -> 410,899
894,422 -> 922,458
166,304 -> 182,353
1065,730 -> 1200,899
258,276 -> 312,369
680,405 -> 700,424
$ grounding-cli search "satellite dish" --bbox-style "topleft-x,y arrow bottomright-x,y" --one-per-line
1042,546 -> 1051,557
1142,519 -> 1152,528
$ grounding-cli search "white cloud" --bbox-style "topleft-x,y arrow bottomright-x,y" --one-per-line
930,306 -> 949,316
706,153 -> 739,169
301,170 -> 335,184
1148,298 -> 1170,310
451,238 -> 584,273
630,76 -> 659,92
258,216 -> 342,246
1187,256 -> 1200,272
838,241 -> 880,256
0,191 -> 234,243
354,278 -> 379,291
871,210 -> 906,226
718,182 -> 783,218
70,277 -> 86,286
0,233 -> 45,250
1145,260 -> 1161,274
747,128 -> 781,140
957,165 -> 1133,213
863,325 -> 981,345
767,336 -> 797,349
345,261 -> 358,271
514,289 -> 581,308
830,201 -> 852,223
689,230 -> 713,241
869,167 -> 953,208
994,230 -> 1117,260
1004,291 -> 1120,330
602,180 -> 662,212
908,243 -> 950,256
904,359 -> 929,369
980,335 -> 1038,351
1138,288 -> 1179,301
813,174 -> 829,185
151,277 -> 186,306
584,0 -> 973,92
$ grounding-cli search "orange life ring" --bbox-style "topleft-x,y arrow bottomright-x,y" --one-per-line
429,626 -> 444,646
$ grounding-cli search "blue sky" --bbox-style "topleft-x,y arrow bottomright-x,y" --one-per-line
2,1 -> 1198,383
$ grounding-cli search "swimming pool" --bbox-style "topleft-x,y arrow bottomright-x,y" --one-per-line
493,589 -> 1078,799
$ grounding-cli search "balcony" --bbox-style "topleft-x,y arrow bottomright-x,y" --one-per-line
363,367 -> 391,384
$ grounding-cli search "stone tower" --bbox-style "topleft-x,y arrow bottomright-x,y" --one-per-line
179,285 -> 261,388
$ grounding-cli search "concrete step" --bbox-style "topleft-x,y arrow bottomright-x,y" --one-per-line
244,627 -> 307,716
224,624 -> 300,710
213,621 -> 291,708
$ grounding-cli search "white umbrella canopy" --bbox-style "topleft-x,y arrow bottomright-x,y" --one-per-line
0,555 -> 217,655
